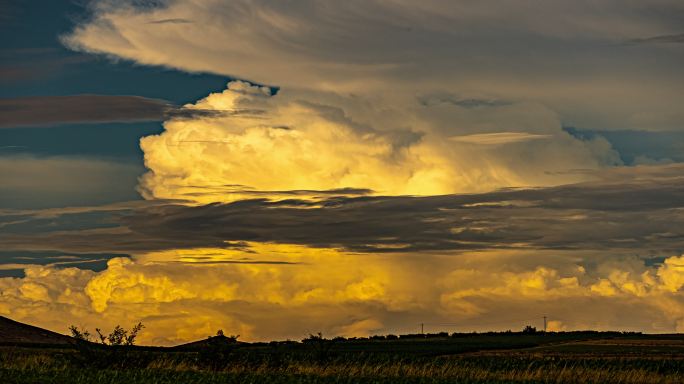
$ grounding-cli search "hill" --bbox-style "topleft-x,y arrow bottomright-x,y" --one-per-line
0,316 -> 74,346
172,334 -> 244,350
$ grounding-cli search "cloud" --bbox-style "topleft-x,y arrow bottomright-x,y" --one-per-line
147,18 -> 193,24
62,0 -> 684,131
0,66 -> 36,82
2,163 -> 684,255
0,95 -> 240,128
418,94 -> 512,109
4,0 -> 683,344
2,244 -> 684,344
564,128 -> 684,166
449,132 -> 551,145
628,33 -> 684,44
0,46 -> 94,84
135,81 -> 619,204
0,155 -> 144,209
0,250 -> 129,276
123,165 -> 684,255
1,164 -> 684,342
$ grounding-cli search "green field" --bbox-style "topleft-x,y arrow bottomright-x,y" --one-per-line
2,332 -> 683,383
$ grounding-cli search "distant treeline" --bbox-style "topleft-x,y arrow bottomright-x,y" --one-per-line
248,330 -> 644,347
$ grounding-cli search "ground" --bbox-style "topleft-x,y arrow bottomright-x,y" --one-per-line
1,332 -> 683,383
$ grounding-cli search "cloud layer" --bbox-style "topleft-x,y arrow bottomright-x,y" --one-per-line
64,0 -> 684,130
0,155 -> 143,209
3,164 -> 684,254
2,244 -> 684,345
2,163 -> 684,343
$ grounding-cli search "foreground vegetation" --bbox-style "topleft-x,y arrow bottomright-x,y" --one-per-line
2,332 -> 683,383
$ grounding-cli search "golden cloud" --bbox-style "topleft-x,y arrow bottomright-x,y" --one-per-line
2,244 -> 684,345
137,81 -> 618,204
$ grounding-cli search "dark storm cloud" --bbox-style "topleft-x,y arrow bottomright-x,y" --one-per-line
2,165 -> 684,259
120,174 -> 684,254
0,95 -> 258,128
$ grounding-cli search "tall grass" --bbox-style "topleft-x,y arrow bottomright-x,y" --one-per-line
1,347 -> 682,384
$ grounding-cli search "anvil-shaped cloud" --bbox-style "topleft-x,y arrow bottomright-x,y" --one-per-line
61,0 -> 684,203
64,0 -> 684,131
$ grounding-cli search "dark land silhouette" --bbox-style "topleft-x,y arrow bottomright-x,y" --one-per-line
1,316 -> 683,383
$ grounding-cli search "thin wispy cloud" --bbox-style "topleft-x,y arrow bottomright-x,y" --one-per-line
147,18 -> 193,25
0,95 -> 264,128
628,33 -> 684,44
449,132 -> 551,145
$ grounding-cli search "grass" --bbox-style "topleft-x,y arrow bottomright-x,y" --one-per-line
1,333 -> 683,383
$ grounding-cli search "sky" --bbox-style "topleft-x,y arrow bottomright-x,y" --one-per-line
1,0 -> 684,346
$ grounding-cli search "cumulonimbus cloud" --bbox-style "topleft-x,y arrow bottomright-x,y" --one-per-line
135,81 -> 621,204
57,0 -> 684,206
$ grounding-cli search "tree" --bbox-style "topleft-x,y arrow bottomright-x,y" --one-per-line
67,322 -> 146,371
69,322 -> 144,346
69,325 -> 92,342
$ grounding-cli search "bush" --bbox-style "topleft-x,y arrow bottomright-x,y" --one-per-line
67,322 -> 148,369
197,330 -> 241,371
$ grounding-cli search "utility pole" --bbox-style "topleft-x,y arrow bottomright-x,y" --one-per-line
421,323 -> 424,335
543,316 -> 547,333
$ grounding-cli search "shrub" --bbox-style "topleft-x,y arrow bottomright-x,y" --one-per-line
67,322 -> 147,369
197,330 -> 241,371
95,322 -> 145,346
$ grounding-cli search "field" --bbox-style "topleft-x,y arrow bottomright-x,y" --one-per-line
1,332 -> 683,383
